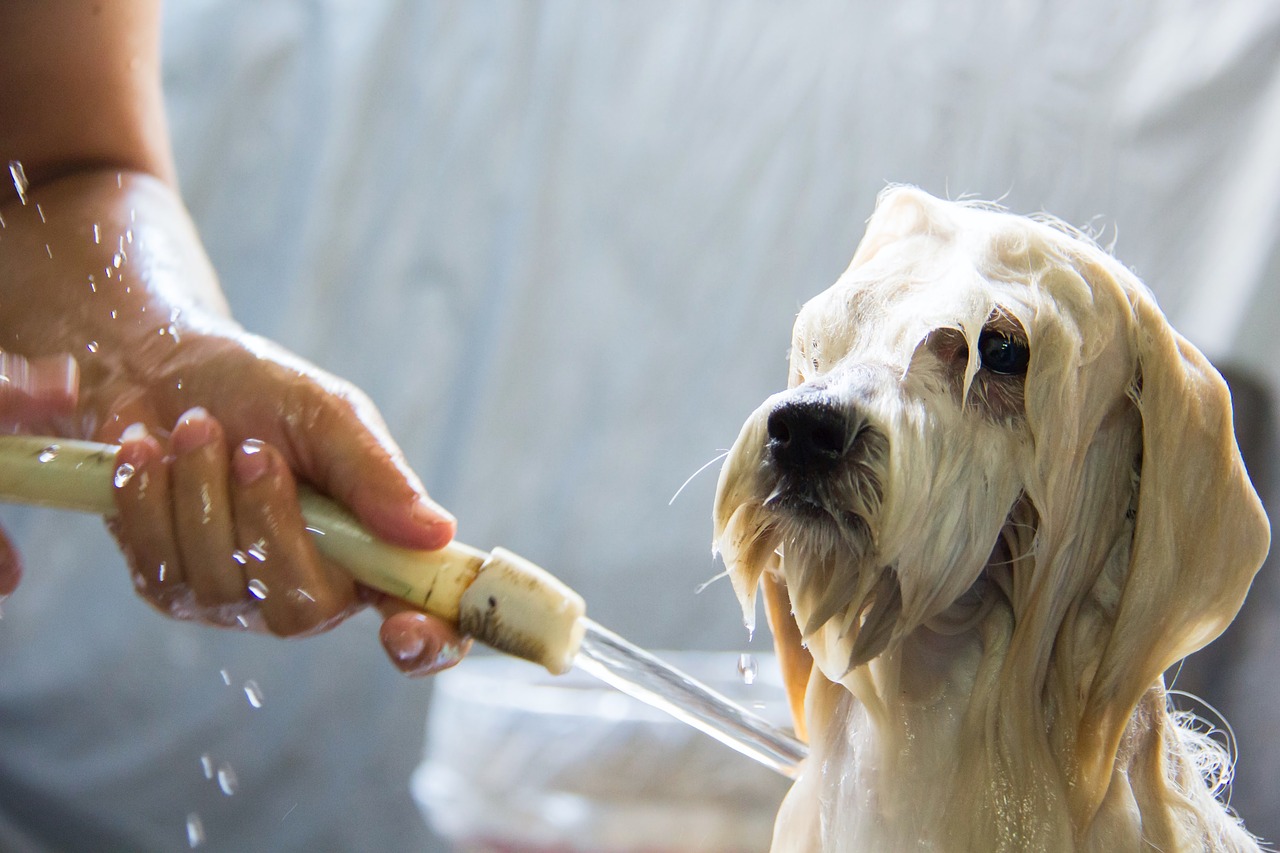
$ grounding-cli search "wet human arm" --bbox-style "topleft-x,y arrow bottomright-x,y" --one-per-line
0,1 -> 465,673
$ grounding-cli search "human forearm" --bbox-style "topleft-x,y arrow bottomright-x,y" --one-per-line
0,0 -> 174,188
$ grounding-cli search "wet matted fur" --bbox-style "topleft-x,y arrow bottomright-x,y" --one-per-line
713,187 -> 1270,852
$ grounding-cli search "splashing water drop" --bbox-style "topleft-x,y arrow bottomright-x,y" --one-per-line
44,244 -> 52,259
219,668 -> 231,686
125,227 -> 133,244
113,462 -> 137,488
86,340 -> 99,354
8,161 -> 29,205
37,445 -> 59,463
243,680 -> 264,709
199,753 -> 213,779
185,813 -> 205,848
35,203 -> 45,223
247,578 -> 268,600
216,763 -> 238,796
246,541 -> 268,562
92,223 -> 101,244
737,653 -> 759,686
158,562 -> 168,583
112,251 -> 124,268
230,550 -> 248,566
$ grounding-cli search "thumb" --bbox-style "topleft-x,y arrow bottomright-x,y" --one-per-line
274,382 -> 456,552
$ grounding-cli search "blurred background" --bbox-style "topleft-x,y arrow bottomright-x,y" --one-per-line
1,1 -> 1276,850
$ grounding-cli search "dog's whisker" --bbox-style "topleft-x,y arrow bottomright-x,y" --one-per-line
693,569 -> 729,595
669,449 -> 731,506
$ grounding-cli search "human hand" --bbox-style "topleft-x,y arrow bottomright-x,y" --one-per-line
0,171 -> 468,676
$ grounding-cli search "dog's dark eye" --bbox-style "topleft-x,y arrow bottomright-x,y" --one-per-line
977,330 -> 1030,376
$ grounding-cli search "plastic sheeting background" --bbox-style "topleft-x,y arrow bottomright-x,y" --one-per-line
0,1 -> 1276,851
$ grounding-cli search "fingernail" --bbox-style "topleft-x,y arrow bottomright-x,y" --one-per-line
171,407 -> 215,455
427,641 -> 466,673
232,439 -> 270,485
120,422 -> 149,444
411,495 -> 456,527
382,613 -> 430,662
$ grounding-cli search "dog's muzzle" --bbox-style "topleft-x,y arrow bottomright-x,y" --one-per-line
762,390 -> 888,531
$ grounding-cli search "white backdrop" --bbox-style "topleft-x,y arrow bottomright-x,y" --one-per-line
1,2 -> 1276,850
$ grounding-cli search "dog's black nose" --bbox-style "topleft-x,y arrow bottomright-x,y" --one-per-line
766,398 -> 848,472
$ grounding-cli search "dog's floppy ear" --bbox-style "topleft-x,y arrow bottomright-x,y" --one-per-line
1078,273 -> 1270,789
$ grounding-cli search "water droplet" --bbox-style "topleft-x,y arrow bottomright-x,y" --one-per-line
198,483 -> 213,523
243,680 -> 264,709
8,161 -> 29,205
247,578 -> 268,600
158,562 -> 168,582
112,251 -> 124,268
44,244 -> 52,259
199,753 -> 213,779
105,267 -> 113,279
231,550 -> 248,566
737,653 -> 759,685
115,172 -> 122,189
235,614 -> 250,629
85,341 -> 99,354
216,763 -> 238,796
109,309 -> 118,319
37,445 -> 59,463
125,227 -> 133,244
92,223 -> 101,244
185,812 -> 205,848
113,462 -> 137,488
246,541 -> 268,562
35,203 -> 46,223
219,668 -> 231,686
304,526 -> 326,537
293,588 -> 316,603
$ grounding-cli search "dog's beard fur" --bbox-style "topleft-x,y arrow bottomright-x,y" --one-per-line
713,188 -> 1269,852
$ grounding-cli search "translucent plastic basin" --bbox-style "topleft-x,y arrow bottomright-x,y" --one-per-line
413,652 -> 792,853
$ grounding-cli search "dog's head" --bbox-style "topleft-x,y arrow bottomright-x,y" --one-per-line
713,187 -> 1269,798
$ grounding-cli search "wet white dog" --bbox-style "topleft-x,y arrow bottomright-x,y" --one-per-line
714,188 -> 1270,852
